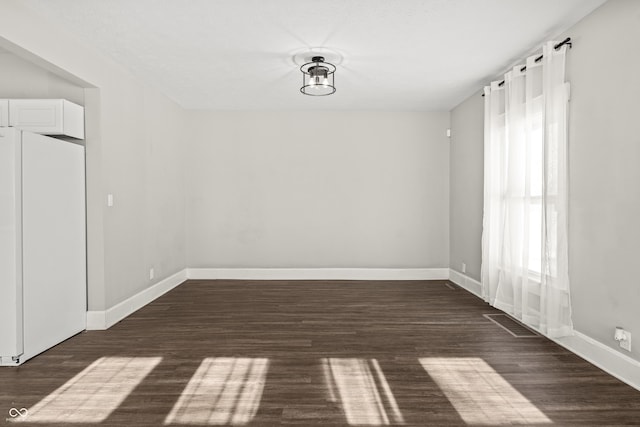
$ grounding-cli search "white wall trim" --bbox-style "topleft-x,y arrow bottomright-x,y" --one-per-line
85,311 -> 107,331
448,268 -> 482,298
186,268 -> 450,281
86,268 -> 447,330
86,269 -> 187,330
553,331 -> 640,391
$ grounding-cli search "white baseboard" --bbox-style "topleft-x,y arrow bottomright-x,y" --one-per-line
553,331 -> 640,391
86,268 -> 447,330
86,269 -> 187,330
85,311 -> 108,331
448,268 -> 482,298
186,268 -> 450,281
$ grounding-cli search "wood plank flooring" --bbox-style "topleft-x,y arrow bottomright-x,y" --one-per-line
1,280 -> 639,426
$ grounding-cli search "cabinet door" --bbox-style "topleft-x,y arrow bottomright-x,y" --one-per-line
21,132 -> 86,362
0,99 -> 8,127
7,99 -> 85,139
9,99 -> 64,134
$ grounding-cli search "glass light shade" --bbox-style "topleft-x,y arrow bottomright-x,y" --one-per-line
300,56 -> 336,96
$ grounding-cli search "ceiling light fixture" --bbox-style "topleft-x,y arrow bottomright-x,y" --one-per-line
300,56 -> 336,96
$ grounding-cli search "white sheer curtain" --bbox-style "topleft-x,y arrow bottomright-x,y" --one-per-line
481,41 -> 573,338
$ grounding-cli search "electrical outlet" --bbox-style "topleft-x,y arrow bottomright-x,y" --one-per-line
614,327 -> 632,352
621,332 -> 632,352
149,268 -> 155,281
461,263 -> 467,273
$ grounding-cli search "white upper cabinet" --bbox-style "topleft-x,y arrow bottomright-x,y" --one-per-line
0,100 -> 8,127
5,99 -> 84,139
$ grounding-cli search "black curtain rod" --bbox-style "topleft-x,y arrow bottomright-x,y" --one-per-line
482,37 -> 572,96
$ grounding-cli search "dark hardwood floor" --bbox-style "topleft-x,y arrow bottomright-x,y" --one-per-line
1,280 -> 639,426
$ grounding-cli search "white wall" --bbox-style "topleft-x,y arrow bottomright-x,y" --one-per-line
0,1 -> 187,310
449,0 -> 640,361
449,91 -> 484,281
562,0 -> 640,361
0,51 -> 84,105
101,83 -> 186,307
187,111 -> 450,268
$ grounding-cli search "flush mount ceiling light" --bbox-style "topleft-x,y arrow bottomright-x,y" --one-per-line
300,56 -> 336,96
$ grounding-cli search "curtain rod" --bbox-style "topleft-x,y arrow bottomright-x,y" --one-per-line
481,37 -> 572,96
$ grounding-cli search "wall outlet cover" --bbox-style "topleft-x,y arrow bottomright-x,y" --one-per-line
620,332 -> 632,352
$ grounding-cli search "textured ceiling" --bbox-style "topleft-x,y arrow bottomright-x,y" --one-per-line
21,0 -> 605,111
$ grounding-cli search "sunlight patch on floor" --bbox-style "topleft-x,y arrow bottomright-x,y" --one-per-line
323,358 -> 405,426
419,357 -> 551,425
12,356 -> 161,423
164,357 -> 269,425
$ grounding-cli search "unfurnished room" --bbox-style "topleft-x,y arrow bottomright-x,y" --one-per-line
0,0 -> 639,426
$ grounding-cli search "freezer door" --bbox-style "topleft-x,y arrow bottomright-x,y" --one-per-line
21,131 -> 86,362
0,127 -> 24,363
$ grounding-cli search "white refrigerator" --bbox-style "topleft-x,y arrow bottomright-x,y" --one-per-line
0,127 -> 86,366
